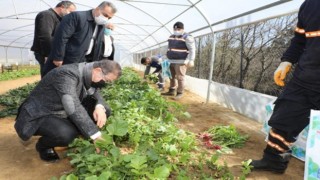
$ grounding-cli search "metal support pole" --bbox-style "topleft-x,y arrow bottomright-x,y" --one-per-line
206,34 -> 216,103
240,27 -> 244,88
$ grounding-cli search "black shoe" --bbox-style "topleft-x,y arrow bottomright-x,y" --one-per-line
36,143 -> 59,162
161,89 -> 175,96
250,159 -> 287,174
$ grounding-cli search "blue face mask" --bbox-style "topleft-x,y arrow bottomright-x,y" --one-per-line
104,28 -> 112,36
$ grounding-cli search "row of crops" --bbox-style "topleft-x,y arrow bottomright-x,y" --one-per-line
0,65 -> 39,81
0,68 -> 251,179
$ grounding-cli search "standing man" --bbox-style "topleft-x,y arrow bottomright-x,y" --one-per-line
15,59 -> 122,162
31,1 -> 76,77
103,23 -> 115,60
162,22 -> 196,100
43,1 -> 117,76
141,56 -> 164,91
250,0 -> 320,174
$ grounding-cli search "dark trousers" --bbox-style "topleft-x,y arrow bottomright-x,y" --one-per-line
34,53 -> 45,78
34,96 -> 108,149
264,80 -> 320,162
269,80 -> 320,140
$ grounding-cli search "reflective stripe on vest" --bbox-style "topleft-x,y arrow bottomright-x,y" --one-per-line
295,27 -> 305,34
295,26 -> 320,38
305,30 -> 320,37
167,34 -> 189,60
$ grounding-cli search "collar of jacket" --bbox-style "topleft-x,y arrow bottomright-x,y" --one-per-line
79,62 -> 94,89
87,9 -> 95,21
49,8 -> 62,21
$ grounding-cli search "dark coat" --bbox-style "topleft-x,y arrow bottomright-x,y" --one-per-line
44,10 -> 105,75
31,8 -> 61,60
281,0 -> 320,91
15,63 -> 109,141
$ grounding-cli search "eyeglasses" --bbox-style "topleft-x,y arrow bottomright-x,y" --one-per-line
100,69 -> 107,81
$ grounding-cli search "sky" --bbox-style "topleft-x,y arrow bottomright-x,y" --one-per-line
0,0 -> 304,65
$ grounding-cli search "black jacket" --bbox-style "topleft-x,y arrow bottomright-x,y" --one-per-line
31,8 -> 61,59
44,10 -> 104,75
281,0 -> 320,91
15,62 -> 110,141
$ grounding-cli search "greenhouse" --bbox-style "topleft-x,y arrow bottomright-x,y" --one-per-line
0,0 -> 315,179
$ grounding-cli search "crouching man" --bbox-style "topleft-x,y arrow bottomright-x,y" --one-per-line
14,59 -> 121,162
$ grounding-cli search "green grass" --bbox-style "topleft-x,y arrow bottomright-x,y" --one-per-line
0,65 -> 40,81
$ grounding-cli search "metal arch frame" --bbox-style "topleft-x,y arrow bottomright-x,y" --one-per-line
64,0 -> 168,50
115,0 -> 173,50
0,11 -> 41,19
65,1 -> 160,52
1,0 -> 182,54
11,0 -> 19,19
1,0 -> 294,67
115,16 -> 159,46
129,0 -> 202,53
0,0 -> 51,48
0,24 -> 34,36
133,0 -> 295,53
132,0 -> 293,103
193,0 -> 293,103
119,1 -> 190,7
0,1 -> 156,54
185,0 -> 216,104
5,32 -> 33,63
112,25 -> 148,50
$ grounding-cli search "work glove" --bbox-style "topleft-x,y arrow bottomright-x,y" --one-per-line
274,61 -> 292,87
187,61 -> 194,68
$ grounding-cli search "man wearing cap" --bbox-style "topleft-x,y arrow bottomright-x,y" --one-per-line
162,21 -> 196,100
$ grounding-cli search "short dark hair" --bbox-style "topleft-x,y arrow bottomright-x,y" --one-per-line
173,21 -> 184,29
93,59 -> 122,78
56,1 -> 75,8
98,1 -> 117,14
141,57 -> 147,64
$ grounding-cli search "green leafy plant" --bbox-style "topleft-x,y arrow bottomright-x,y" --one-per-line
145,74 -> 158,83
240,159 -> 253,180
0,66 -> 39,81
0,82 -> 37,117
206,125 -> 249,148
1,68 -> 253,179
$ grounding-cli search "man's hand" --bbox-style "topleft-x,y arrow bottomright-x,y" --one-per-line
93,105 -> 107,128
187,61 -> 194,68
53,60 -> 63,67
274,61 -> 292,87
44,57 -> 48,64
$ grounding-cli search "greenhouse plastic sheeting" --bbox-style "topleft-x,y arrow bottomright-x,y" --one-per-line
0,0 -> 303,64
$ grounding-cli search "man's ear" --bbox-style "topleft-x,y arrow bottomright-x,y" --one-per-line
92,67 -> 102,79
93,67 -> 102,73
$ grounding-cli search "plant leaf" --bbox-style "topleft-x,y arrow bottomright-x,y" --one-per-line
106,119 -> 128,136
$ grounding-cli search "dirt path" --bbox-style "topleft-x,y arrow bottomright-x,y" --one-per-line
0,75 -> 73,180
0,75 -> 304,180
0,75 -> 41,94
171,92 -> 304,180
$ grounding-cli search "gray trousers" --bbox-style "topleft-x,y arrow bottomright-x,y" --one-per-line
169,64 -> 187,94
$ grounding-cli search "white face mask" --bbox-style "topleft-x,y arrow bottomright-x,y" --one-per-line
174,30 -> 183,36
95,14 -> 109,25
